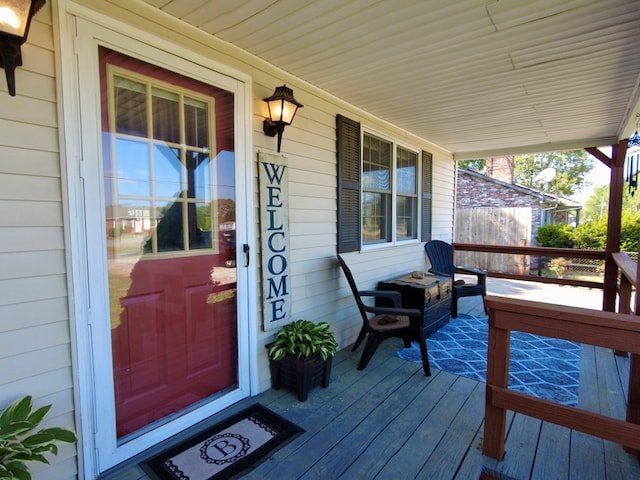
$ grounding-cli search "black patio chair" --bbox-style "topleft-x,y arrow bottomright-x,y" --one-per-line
337,255 -> 430,375
424,240 -> 487,318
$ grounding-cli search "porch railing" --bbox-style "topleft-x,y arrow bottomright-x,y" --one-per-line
453,242 -> 606,289
482,295 -> 640,459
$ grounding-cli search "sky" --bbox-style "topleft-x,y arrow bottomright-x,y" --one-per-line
569,147 -> 613,205
570,158 -> 610,205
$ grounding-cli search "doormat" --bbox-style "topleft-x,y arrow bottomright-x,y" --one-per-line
397,313 -> 580,406
143,404 -> 303,480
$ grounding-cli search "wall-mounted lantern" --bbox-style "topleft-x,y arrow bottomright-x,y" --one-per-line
263,85 -> 303,153
0,0 -> 45,96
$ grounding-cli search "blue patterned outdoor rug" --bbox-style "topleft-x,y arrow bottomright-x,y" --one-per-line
398,313 -> 580,406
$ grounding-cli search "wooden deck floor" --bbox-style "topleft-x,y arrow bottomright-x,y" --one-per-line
103,293 -> 640,480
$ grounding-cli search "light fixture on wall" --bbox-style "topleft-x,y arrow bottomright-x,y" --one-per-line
0,0 -> 45,96
263,85 -> 303,153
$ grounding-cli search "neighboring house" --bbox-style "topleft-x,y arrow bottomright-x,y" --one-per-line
456,167 -> 581,245
455,167 -> 580,272
1,2 -> 638,480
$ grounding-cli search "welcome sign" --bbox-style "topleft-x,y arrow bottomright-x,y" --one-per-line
258,152 -> 291,331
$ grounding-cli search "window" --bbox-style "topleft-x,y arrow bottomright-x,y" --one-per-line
106,67 -> 217,256
362,134 -> 392,244
337,114 -> 432,253
395,146 -> 419,241
361,133 -> 419,245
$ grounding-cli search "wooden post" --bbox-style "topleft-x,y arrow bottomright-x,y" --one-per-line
627,355 -> 640,426
605,143 -> 625,312
482,309 -> 510,459
586,142 -> 626,313
616,266 -> 632,356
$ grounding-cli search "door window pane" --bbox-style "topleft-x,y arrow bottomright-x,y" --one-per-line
186,151 -> 211,200
107,200 -> 151,257
152,88 -> 180,143
116,139 -> 150,197
154,145 -> 182,198
154,199 -> 184,252
190,202 -> 214,250
185,97 -> 209,149
114,76 -> 147,137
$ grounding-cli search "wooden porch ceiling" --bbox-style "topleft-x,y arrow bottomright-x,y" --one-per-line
143,0 -> 640,158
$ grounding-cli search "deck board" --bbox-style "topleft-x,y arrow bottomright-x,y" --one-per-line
302,369 -> 445,479
335,370 -> 456,479
374,375 -> 479,479
416,380 -> 485,479
102,287 -> 640,480
594,347 -> 640,479
570,344 -> 606,479
532,422 -> 571,479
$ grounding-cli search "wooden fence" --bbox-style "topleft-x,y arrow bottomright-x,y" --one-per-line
455,207 -> 532,273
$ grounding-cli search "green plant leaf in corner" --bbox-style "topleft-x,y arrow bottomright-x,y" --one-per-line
0,397 -> 32,428
5,461 -> 30,480
0,396 -> 77,480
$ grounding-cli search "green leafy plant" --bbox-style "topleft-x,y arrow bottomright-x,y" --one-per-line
268,320 -> 338,361
0,396 -> 77,480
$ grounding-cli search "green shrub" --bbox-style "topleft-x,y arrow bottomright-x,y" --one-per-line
536,224 -> 574,248
572,212 -> 640,252
572,218 -> 607,250
620,212 -> 640,252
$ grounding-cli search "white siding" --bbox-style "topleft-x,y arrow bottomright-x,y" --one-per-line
0,1 -> 77,479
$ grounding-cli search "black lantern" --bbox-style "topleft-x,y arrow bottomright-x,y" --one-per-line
263,85 -> 303,153
0,0 -> 45,96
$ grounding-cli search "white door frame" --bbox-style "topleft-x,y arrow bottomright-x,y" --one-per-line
57,5 -> 257,476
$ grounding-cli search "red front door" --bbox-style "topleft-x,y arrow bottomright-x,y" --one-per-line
100,48 -> 239,439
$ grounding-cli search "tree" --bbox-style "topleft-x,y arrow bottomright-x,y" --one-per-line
457,159 -> 486,171
513,150 -> 594,197
583,184 -> 640,222
582,185 -> 609,222
572,212 -> 640,253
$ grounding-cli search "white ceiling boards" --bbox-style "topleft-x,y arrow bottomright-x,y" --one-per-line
144,0 -> 640,158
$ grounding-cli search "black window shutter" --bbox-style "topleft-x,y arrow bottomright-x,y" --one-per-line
337,114 -> 361,253
421,150 -> 433,242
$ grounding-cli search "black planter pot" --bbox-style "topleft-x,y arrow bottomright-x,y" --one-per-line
269,353 -> 332,402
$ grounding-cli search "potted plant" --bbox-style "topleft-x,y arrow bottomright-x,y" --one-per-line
267,320 -> 338,402
0,396 -> 77,480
